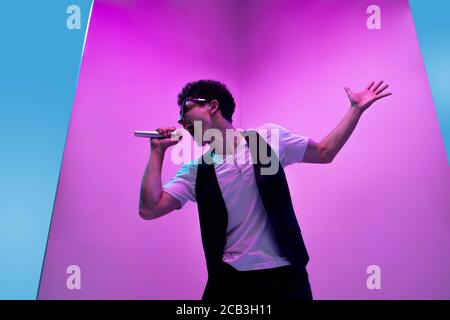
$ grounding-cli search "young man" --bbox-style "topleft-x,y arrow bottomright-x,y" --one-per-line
139,79 -> 391,300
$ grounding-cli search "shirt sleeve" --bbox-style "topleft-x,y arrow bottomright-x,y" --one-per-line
162,160 -> 198,209
260,123 -> 310,167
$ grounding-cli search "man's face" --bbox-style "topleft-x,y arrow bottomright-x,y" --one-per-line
178,98 -> 214,146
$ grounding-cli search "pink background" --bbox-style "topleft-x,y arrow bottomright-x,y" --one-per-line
39,0 -> 450,299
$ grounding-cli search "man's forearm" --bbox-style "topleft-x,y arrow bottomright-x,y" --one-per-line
319,106 -> 363,161
139,148 -> 165,210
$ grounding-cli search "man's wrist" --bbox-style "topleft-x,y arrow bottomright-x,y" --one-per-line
151,146 -> 166,157
349,105 -> 364,117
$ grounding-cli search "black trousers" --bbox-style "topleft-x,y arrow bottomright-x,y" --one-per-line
202,262 -> 313,301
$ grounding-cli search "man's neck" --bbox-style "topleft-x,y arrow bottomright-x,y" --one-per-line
209,121 -> 243,156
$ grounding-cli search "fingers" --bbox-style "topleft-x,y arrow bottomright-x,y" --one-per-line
366,81 -> 375,90
374,92 -> 392,101
372,80 -> 383,91
376,84 -> 389,95
156,127 -> 176,137
156,128 -> 168,137
344,87 -> 352,96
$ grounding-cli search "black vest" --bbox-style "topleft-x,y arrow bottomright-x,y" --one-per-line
195,130 -> 309,279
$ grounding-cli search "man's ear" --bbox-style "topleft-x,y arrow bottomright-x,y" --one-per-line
209,99 -> 219,116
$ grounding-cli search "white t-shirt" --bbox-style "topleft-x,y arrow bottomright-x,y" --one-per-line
162,123 -> 309,271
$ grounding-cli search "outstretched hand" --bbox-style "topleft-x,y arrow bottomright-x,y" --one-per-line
345,81 -> 392,112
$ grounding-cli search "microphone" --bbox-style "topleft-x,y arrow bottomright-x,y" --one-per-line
134,129 -> 182,139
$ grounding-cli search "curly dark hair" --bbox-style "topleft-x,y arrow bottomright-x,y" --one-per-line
177,80 -> 236,123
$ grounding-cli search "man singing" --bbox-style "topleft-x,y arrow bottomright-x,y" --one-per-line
139,79 -> 391,300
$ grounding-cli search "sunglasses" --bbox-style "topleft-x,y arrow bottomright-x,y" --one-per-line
178,98 -> 209,124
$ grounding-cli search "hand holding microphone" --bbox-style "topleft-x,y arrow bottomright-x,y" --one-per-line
135,127 -> 183,152
134,129 -> 183,139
